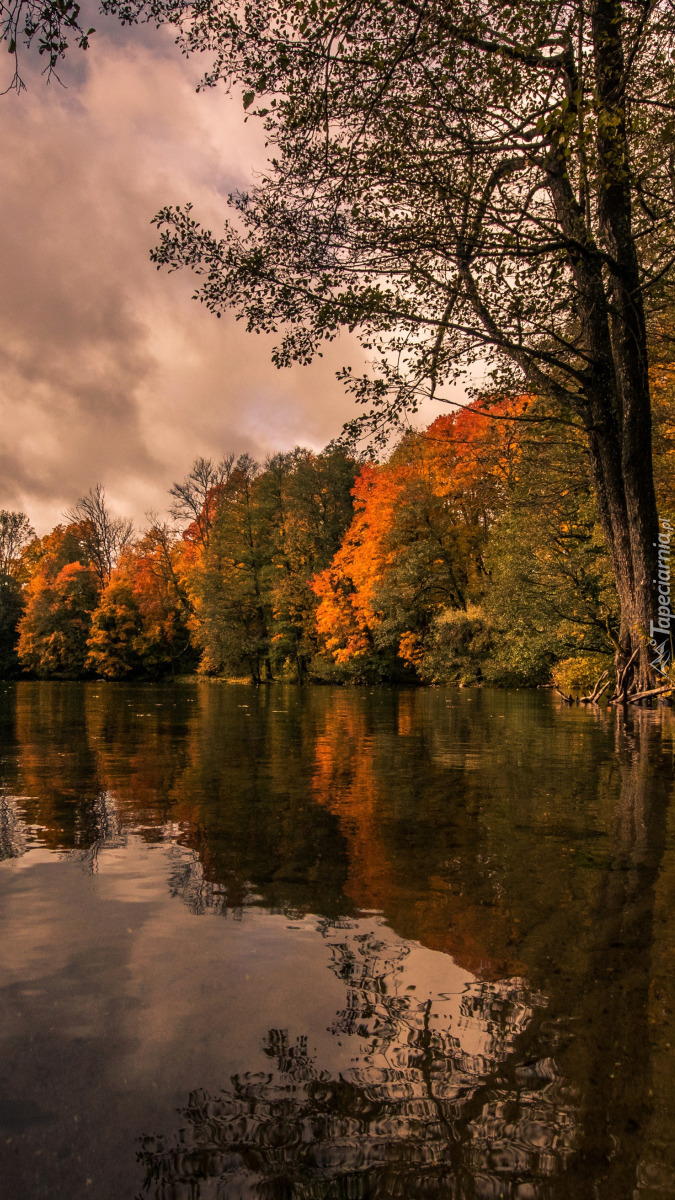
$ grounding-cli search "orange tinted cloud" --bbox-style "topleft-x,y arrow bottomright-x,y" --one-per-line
0,19 -> 365,532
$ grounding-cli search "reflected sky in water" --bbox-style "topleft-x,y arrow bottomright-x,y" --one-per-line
1,682 -> 675,1199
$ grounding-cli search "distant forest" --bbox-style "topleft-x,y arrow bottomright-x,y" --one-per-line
1,389 -> 673,692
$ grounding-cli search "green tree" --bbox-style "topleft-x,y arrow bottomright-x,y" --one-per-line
183,447 -> 356,682
256,447 -> 357,679
122,0 -> 675,692
483,425 -> 618,686
193,454 -> 273,683
0,577 -> 25,678
0,510 -> 34,579
0,510 -> 35,677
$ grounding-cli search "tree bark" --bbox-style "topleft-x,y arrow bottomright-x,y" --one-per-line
543,0 -> 661,692
590,0 -> 659,690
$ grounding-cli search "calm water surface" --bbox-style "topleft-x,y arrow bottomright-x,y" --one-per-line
1,682 -> 675,1199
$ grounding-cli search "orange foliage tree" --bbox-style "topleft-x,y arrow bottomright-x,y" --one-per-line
17,523 -> 100,677
312,399 -> 526,678
87,526 -> 196,679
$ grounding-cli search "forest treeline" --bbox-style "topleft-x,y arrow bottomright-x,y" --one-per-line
2,389 -> 674,690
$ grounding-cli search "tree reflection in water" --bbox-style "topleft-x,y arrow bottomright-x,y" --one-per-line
1,684 -> 675,1198
136,926 -> 574,1200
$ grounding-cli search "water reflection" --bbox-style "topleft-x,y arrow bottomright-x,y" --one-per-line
0,683 -> 674,1198
0,793 -> 29,858
137,957 -> 562,1200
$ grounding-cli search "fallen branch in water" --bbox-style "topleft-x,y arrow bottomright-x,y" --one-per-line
625,683 -> 675,705
580,669 -> 610,704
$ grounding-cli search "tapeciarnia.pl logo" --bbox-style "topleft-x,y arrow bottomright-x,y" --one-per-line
649,518 -> 674,676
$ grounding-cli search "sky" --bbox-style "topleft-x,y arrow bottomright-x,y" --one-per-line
0,12 -> 369,533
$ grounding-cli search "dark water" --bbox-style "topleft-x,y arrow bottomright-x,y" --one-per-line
1,683 -> 675,1200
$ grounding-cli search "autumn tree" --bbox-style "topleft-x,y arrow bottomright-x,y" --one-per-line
313,401 -> 523,679
313,464 -> 416,679
115,0 -> 675,693
87,525 -> 197,678
17,523 -> 100,677
66,484 -> 133,586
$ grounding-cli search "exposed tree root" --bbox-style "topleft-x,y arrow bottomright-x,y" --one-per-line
554,659 -> 671,708
609,647 -> 641,705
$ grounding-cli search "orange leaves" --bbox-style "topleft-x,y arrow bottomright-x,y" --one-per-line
18,549 -> 101,678
398,631 -> 424,669
420,395 -> 529,504
312,399 -> 528,672
13,411 -> 534,681
87,529 -> 193,679
311,463 -> 400,666
313,564 -> 373,665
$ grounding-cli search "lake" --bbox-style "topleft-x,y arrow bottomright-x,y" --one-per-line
1,681 -> 674,1199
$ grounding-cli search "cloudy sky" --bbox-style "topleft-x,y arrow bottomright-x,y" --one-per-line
0,12 -> 370,533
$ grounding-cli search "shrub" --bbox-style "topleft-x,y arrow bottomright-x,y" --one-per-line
551,654 -> 613,697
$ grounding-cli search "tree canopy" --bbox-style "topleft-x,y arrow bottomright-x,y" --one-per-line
3,393 -> 673,692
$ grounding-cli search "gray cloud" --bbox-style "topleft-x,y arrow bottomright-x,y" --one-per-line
0,21 -> 366,532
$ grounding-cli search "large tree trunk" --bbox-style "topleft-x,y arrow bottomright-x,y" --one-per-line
543,0 -> 662,696
586,409 -> 659,694
590,0 -> 660,692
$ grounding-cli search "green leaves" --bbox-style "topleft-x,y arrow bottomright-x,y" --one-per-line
1,0 -> 96,86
